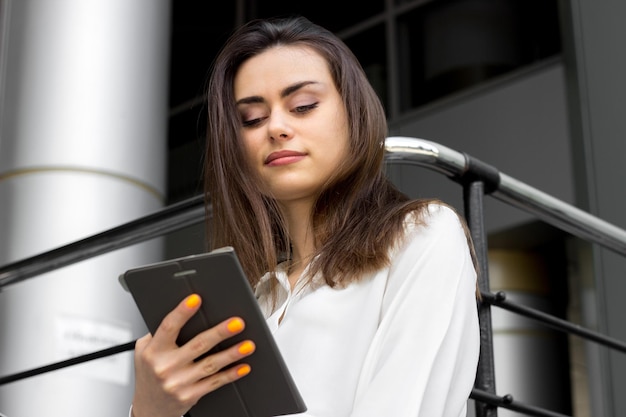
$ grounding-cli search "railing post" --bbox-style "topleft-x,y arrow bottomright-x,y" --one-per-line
464,180 -> 498,417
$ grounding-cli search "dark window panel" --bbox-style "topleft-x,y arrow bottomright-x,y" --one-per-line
169,2 -> 236,107
397,0 -> 561,110
344,24 -> 389,115
252,0 -> 384,33
168,2 -> 235,150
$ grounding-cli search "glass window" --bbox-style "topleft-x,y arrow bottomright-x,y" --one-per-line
344,24 -> 389,114
253,0 -> 385,33
169,3 -> 236,108
396,0 -> 561,111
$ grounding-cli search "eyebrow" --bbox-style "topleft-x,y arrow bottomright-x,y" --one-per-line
236,81 -> 320,105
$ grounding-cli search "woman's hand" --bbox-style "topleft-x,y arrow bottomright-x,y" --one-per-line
131,294 -> 255,417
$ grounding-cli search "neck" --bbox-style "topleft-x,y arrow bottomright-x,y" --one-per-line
280,199 -> 316,269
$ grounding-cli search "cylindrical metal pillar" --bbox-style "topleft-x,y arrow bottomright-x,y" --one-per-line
489,249 -> 571,416
0,1 -> 170,416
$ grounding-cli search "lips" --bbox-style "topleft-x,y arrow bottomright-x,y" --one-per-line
264,150 -> 307,165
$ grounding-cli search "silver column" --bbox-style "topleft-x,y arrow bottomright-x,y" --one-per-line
489,249 -> 571,417
0,1 -> 170,416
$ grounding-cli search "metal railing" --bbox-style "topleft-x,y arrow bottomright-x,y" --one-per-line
385,137 -> 626,417
2,136 -> 626,416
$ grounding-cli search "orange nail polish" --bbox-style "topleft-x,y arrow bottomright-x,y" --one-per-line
185,294 -> 200,308
238,341 -> 255,355
227,318 -> 244,333
237,364 -> 251,376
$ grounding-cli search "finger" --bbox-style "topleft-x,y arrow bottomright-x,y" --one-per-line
151,294 -> 202,348
193,362 -> 253,398
134,332 -> 153,353
180,316 -> 247,363
188,340 -> 255,396
193,338 -> 255,381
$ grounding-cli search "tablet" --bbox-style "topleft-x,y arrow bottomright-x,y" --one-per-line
119,247 -> 306,417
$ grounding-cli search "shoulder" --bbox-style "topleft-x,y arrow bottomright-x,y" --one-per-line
401,202 -> 468,246
387,201 -> 474,277
380,201 -> 476,311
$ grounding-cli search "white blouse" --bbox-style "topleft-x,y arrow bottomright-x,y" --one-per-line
255,204 -> 480,417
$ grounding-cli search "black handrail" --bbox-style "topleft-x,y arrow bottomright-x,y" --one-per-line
384,136 -> 626,255
470,389 -> 571,417
0,342 -> 135,386
0,194 -> 206,290
481,291 -> 626,353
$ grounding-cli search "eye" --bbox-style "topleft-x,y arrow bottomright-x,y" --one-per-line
293,103 -> 318,114
242,117 -> 265,128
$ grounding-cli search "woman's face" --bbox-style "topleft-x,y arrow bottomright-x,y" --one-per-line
234,45 -> 350,206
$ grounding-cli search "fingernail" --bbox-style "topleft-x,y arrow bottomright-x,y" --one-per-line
237,364 -> 251,376
185,294 -> 200,308
227,318 -> 244,333
238,341 -> 255,355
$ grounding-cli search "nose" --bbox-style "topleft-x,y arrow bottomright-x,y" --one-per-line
267,111 -> 294,141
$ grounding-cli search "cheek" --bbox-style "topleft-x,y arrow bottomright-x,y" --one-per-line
331,104 -> 350,141
333,117 -> 350,156
334,128 -> 352,171
240,132 -> 259,160
240,135 -> 268,180
242,147 -> 258,173
239,135 -> 271,192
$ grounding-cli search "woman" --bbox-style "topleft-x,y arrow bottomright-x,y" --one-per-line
131,16 -> 480,417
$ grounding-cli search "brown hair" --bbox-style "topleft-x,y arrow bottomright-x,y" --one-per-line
204,16 -> 439,288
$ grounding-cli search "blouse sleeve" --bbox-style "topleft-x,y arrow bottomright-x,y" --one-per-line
350,204 -> 480,417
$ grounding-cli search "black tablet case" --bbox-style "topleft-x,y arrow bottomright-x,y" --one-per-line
119,247 -> 306,417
